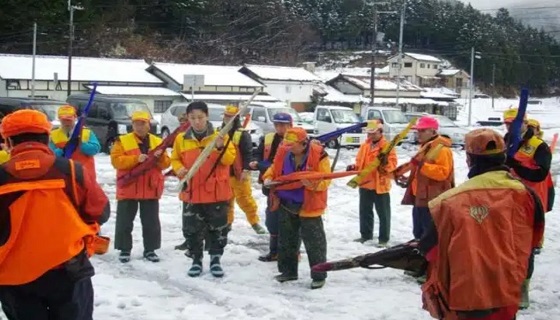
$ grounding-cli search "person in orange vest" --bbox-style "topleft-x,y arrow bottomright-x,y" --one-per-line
49,105 -> 101,180
110,111 -> 170,263
222,105 -> 266,234
503,109 -> 551,308
416,128 -> 544,320
263,127 -> 331,289
171,101 -> 236,278
0,109 -> 109,320
394,115 -> 454,281
249,112 -> 293,262
347,120 -> 397,247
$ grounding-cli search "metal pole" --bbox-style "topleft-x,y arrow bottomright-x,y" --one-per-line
31,22 -> 37,98
67,1 -> 74,97
468,47 -> 474,126
191,86 -> 194,101
395,0 -> 405,108
370,8 -> 378,106
491,64 -> 496,110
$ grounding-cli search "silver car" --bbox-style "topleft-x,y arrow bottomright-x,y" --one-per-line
404,113 -> 469,147
159,103 -> 263,148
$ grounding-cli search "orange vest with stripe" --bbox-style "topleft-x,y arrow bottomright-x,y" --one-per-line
116,133 -> 165,200
0,159 -> 98,285
50,127 -> 97,180
513,136 -> 549,210
272,143 -> 328,214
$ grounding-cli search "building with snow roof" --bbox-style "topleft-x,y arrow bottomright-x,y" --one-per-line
437,69 -> 470,93
327,74 -> 422,99
239,64 -> 320,111
387,53 -> 443,86
146,62 -> 278,108
0,53 -> 187,113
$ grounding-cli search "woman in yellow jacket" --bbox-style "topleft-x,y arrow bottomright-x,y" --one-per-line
171,101 -> 236,278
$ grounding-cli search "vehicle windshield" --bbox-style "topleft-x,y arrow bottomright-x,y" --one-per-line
436,116 -> 458,127
267,108 -> 302,122
382,110 -> 409,124
29,104 -> 59,121
113,102 -> 151,119
208,108 -> 224,122
331,109 -> 359,123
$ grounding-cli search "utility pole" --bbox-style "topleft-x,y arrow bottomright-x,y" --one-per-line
467,48 -> 481,126
395,0 -> 405,109
67,0 -> 84,97
31,22 -> 37,98
369,2 -> 395,107
491,64 -> 496,110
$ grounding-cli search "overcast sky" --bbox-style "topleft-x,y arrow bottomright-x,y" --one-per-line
460,0 -> 557,10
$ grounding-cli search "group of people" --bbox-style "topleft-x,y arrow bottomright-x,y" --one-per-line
0,100 -> 554,320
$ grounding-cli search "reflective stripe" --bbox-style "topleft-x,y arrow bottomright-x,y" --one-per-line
0,179 -> 65,196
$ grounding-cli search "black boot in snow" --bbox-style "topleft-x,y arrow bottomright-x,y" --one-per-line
119,251 -> 131,263
143,251 -> 160,263
258,252 -> 278,262
210,255 -> 224,278
188,258 -> 203,278
175,240 -> 189,250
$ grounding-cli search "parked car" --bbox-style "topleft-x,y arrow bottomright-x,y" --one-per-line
248,103 -> 317,137
298,112 -> 315,125
0,97 -> 66,132
66,94 -> 159,153
361,105 -> 415,143
404,112 -> 469,146
160,103 -> 263,148
314,105 -> 365,148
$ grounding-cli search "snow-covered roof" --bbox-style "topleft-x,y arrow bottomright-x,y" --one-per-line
0,54 -> 162,83
341,75 -> 421,92
420,90 -> 457,99
374,97 -> 448,106
180,93 -> 279,102
438,69 -> 461,76
424,87 -> 460,97
315,82 -> 363,104
84,85 -> 181,97
242,65 -> 320,82
405,53 -> 442,63
314,66 -> 389,82
150,63 -> 263,88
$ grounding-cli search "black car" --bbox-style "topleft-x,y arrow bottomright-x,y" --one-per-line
66,94 -> 158,153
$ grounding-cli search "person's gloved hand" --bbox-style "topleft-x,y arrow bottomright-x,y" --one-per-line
346,164 -> 356,172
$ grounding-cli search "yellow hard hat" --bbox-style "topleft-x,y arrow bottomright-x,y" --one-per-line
131,111 -> 151,122
224,105 -> 239,117
503,108 -> 527,124
365,120 -> 383,133
527,118 -> 540,128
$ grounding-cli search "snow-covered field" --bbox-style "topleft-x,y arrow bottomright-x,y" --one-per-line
3,98 -> 560,320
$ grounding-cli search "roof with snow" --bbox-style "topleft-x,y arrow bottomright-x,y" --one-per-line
149,63 -> 263,88
333,75 -> 421,92
180,93 -> 279,103
84,85 -> 181,97
314,82 -> 363,104
438,69 -> 461,76
0,54 -> 163,84
241,65 -> 320,82
405,53 -> 442,63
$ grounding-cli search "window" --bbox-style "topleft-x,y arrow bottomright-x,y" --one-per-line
154,100 -> 173,113
316,109 -> 331,122
98,103 -> 110,119
404,62 -> 413,68
171,106 -> 186,116
420,63 -> 425,68
433,64 -> 438,69
391,62 -> 399,68
456,78 -> 463,88
367,109 -> 382,121
252,108 -> 267,122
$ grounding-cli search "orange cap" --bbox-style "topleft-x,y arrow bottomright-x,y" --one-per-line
131,111 -> 151,122
465,128 -> 506,156
283,127 -> 308,144
224,105 -> 239,117
503,108 -> 527,124
1,109 -> 52,139
57,105 -> 77,120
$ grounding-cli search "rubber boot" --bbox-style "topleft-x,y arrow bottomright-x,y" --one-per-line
519,279 -> 530,309
188,258 -> 203,277
210,255 -> 224,278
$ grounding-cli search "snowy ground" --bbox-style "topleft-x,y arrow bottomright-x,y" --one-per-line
3,99 -> 560,320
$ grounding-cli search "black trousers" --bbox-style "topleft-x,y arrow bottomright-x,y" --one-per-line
358,188 -> 391,242
0,269 -> 93,320
183,201 -> 230,258
114,199 -> 161,252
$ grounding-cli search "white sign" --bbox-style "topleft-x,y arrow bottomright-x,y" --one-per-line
183,74 -> 205,90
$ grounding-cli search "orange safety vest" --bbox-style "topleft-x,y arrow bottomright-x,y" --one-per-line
513,136 -> 549,209
424,170 -> 536,319
263,133 -> 276,160
116,133 -> 165,200
355,137 -> 396,193
50,127 -> 97,180
271,142 -> 328,217
0,160 -> 98,286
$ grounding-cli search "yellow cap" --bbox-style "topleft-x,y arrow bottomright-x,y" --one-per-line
503,108 -> 527,123
224,105 -> 238,117
527,118 -> 540,128
131,111 -> 151,122
365,120 -> 383,133
57,105 -> 77,120
283,127 -> 308,144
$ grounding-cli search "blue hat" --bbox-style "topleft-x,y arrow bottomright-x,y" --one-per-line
273,112 -> 292,124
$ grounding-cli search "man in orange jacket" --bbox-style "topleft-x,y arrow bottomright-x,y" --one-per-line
110,111 -> 170,263
263,127 -> 331,289
347,120 -> 397,247
417,128 -> 544,320
0,109 -> 109,320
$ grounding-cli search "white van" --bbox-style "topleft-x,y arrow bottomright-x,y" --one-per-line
314,105 -> 365,148
361,106 -> 415,142
248,102 -> 317,137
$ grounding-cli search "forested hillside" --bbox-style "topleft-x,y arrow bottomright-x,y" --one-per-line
0,0 -> 559,93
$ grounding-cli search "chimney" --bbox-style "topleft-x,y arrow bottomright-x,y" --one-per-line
302,62 -> 316,73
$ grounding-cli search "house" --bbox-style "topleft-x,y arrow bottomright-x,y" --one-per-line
437,69 -> 470,93
327,74 -> 423,99
0,54 -> 183,112
388,53 -> 443,87
239,64 -> 321,111
146,62 -> 278,108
